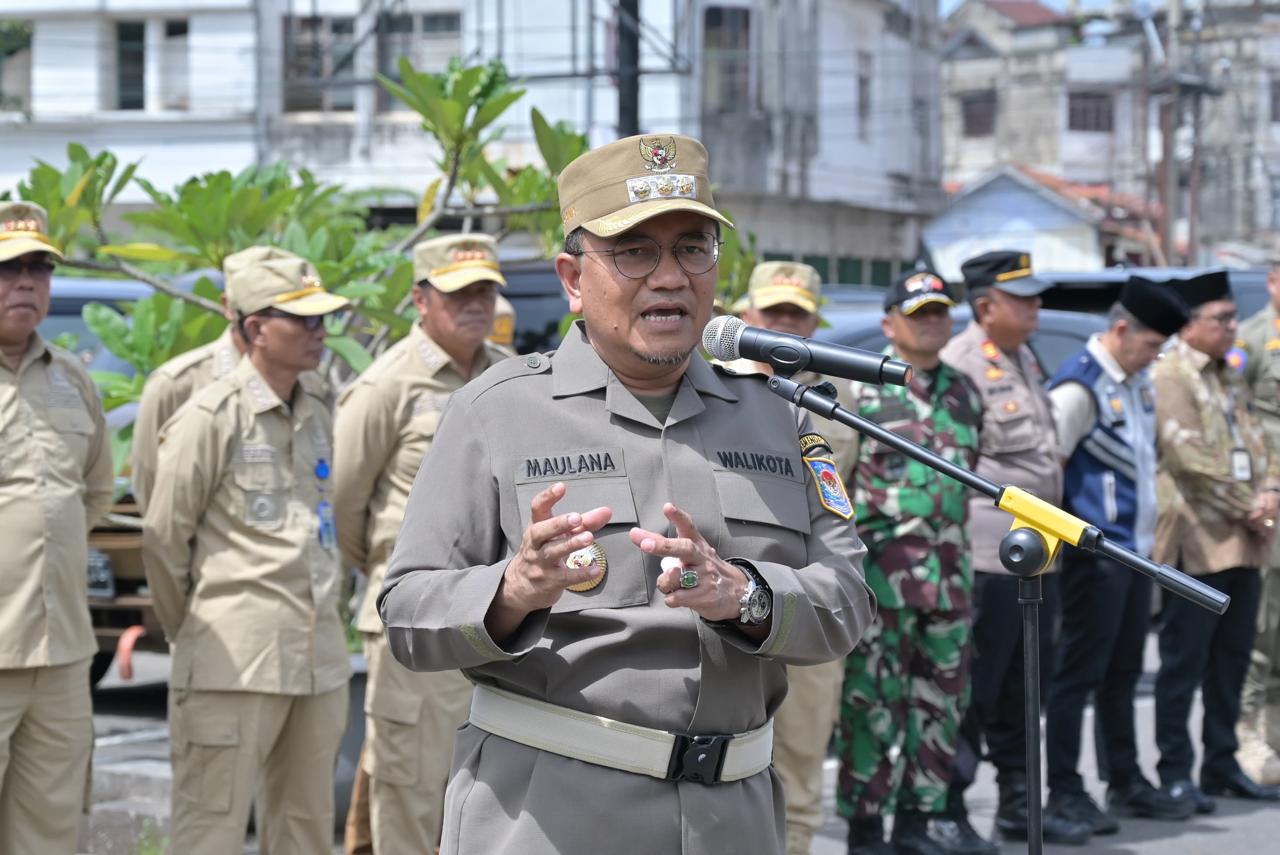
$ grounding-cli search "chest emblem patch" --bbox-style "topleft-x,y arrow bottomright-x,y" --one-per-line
564,543 -> 607,593
804,456 -> 854,520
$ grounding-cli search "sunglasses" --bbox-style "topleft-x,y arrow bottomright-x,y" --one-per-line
0,258 -> 56,278
255,309 -> 329,331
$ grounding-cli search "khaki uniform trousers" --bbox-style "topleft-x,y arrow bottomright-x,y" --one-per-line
168,685 -> 347,855
361,632 -> 472,855
773,660 -> 843,855
1244,534 -> 1280,715
0,659 -> 92,855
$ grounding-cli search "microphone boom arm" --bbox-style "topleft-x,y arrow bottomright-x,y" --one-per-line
769,374 -> 1229,615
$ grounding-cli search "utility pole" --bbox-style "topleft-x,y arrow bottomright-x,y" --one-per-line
1160,0 -> 1183,264
1187,11 -> 1204,264
617,0 -> 640,136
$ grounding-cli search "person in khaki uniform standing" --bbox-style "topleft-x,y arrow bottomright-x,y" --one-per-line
142,248 -> 353,854
721,260 -> 859,855
0,202 -> 114,854
336,233 -> 512,855
379,134 -> 875,855
940,251 -> 1091,846
1152,270 -> 1280,812
130,246 -> 332,513
1236,265 -> 1280,784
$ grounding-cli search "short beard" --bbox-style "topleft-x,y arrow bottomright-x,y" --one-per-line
630,345 -> 693,366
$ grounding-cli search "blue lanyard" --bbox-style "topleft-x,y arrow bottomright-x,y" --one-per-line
315,457 -> 336,549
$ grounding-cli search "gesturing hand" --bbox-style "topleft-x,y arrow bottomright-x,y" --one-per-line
629,503 -> 748,623
486,482 -> 613,643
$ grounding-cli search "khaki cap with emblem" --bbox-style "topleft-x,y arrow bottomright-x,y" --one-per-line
0,201 -> 64,263
746,261 -> 822,315
414,233 -> 507,292
558,134 -> 734,237
223,245 -> 350,316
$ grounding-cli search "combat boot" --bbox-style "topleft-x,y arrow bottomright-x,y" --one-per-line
888,811 -> 946,855
931,789 -> 998,855
848,816 -> 896,855
995,772 -> 1091,846
1237,708 -> 1280,786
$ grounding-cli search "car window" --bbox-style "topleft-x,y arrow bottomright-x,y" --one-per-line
39,298 -> 136,377
1030,330 -> 1091,377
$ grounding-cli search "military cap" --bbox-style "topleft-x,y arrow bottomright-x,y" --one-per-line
0,201 -> 64,263
746,261 -> 822,314
1168,269 -> 1232,311
223,245 -> 349,316
413,233 -> 507,292
557,134 -> 734,238
1120,276 -> 1191,336
884,270 -> 956,315
961,250 -> 1051,298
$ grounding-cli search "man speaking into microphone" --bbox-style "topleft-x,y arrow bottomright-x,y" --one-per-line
379,134 -> 874,855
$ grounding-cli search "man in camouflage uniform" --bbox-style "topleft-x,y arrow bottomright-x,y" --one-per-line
1153,270 -> 1280,811
1236,264 -> 1280,784
725,261 -> 859,855
836,271 -> 993,855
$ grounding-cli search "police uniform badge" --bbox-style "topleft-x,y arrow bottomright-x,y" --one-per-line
985,366 -> 1004,381
981,340 -> 1001,363
804,456 -> 854,520
1227,343 -> 1248,373
565,543 -> 607,592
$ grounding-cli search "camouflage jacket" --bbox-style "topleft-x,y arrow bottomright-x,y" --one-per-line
1239,303 -> 1280,456
1153,336 -> 1280,574
843,348 -> 983,612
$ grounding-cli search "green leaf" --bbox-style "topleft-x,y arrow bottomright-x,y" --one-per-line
82,303 -> 134,366
98,242 -> 207,265
476,159 -> 515,206
66,142 -> 91,164
531,108 -> 563,175
131,298 -> 156,369
472,88 -> 524,135
325,335 -> 373,373
107,161 -> 140,204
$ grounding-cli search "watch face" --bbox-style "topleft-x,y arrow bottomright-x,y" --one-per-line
746,587 -> 771,623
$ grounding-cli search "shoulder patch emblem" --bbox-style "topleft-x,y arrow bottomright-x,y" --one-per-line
799,432 -> 833,456
804,456 -> 854,520
981,340 -> 1001,363
1226,346 -> 1248,373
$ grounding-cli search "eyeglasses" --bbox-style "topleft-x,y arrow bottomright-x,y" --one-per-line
573,232 -> 722,279
256,309 -> 329,331
1194,311 -> 1237,327
0,258 -> 55,278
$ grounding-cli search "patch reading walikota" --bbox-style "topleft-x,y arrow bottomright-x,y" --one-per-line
715,450 -> 797,478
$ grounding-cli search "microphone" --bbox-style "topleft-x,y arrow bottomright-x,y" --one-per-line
702,316 -> 913,387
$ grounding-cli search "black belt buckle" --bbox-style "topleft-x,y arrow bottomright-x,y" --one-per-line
666,733 -> 732,784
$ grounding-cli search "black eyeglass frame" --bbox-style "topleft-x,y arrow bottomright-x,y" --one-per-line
570,232 -> 724,280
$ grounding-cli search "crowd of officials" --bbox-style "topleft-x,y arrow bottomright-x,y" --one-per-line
1,130 -> 1279,855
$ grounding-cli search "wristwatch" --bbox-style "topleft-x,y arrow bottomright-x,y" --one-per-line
728,559 -> 772,626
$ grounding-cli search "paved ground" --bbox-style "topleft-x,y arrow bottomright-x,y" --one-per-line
88,640 -> 1280,854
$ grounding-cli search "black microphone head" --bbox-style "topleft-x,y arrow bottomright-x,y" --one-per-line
702,315 -> 745,361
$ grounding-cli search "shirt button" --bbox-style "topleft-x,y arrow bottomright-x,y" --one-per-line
913,566 -> 930,580
526,355 -> 541,369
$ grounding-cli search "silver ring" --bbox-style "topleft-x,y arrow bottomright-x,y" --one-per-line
679,568 -> 700,589
1265,519 -> 1275,529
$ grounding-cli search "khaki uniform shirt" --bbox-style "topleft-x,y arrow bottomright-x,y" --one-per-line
0,335 -> 114,668
131,328 -> 333,512
334,324 -> 510,633
1239,303 -> 1280,456
379,323 -> 873,855
142,357 -> 351,694
1153,336 -> 1280,574
940,322 -> 1062,574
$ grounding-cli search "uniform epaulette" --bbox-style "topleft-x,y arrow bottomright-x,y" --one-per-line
154,339 -> 219,380
466,350 -> 554,404
190,376 -> 239,414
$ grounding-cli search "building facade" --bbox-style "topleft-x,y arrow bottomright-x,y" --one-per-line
0,0 -> 945,280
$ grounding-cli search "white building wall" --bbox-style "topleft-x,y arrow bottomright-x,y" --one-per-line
30,18 -> 110,115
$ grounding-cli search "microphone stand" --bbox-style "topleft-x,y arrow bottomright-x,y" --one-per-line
766,375 -> 1230,855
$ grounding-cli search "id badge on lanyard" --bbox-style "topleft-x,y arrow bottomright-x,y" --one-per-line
1231,449 -> 1254,482
315,457 -> 337,548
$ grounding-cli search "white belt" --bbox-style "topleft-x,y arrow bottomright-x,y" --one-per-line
469,683 -> 774,784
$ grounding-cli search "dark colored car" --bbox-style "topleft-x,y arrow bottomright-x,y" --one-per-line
818,289 -> 1110,379
499,258 -> 570,354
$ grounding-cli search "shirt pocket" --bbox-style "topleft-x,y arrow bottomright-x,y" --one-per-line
984,398 -> 1039,453
514,476 -> 646,613
394,410 -> 441,484
715,470 -> 811,565
231,461 -> 290,531
46,405 -> 94,465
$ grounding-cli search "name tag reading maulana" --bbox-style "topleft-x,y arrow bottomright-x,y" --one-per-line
518,448 -> 622,482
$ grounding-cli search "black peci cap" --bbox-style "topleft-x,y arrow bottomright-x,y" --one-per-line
1120,276 -> 1191,336
1168,269 -> 1232,311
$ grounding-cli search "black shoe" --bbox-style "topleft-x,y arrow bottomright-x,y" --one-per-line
849,816 -> 895,855
936,790 -> 999,855
997,780 -> 1091,846
1162,779 -> 1217,815
1201,769 -> 1280,801
1046,789 -> 1120,835
889,811 -> 947,855
1107,778 -> 1193,820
